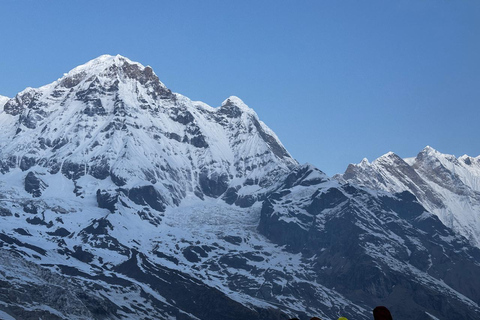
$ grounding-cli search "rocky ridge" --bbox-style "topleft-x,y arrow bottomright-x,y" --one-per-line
337,146 -> 480,249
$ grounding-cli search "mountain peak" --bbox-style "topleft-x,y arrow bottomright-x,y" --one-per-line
373,151 -> 403,165
221,96 -> 256,115
57,55 -> 170,96
420,145 -> 439,155
66,54 -> 142,76
359,158 -> 370,166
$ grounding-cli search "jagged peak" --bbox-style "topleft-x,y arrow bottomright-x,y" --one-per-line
66,54 -> 143,77
380,151 -> 397,158
220,96 -> 256,115
420,145 -> 439,155
373,151 -> 403,165
416,146 -> 457,164
360,158 -> 370,166
57,54 -> 169,94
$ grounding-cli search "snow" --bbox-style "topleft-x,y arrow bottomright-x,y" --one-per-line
0,310 -> 15,320
221,96 -> 256,115
425,312 -> 441,320
66,54 -> 143,79
340,146 -> 480,249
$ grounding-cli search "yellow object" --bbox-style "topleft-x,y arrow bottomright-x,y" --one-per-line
338,318 -> 348,320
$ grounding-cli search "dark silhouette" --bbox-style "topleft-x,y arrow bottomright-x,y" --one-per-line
373,306 -> 393,320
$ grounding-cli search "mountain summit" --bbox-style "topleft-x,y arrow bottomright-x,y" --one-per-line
1,56 -> 480,320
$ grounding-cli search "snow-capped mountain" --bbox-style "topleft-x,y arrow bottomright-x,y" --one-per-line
0,55 -> 296,210
1,56 -> 480,320
337,146 -> 480,249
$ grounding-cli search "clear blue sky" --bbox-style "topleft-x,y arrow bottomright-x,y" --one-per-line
1,1 -> 479,175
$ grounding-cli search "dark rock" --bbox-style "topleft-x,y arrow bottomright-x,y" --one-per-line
127,185 -> 166,212
199,171 -> 229,198
222,187 -> 238,205
47,228 -> 71,237
3,98 -> 23,115
20,112 -> 39,129
243,178 -> 257,186
83,99 -> 107,116
96,189 -> 119,213
81,219 -> 113,235
47,159 -> 61,174
258,199 -> 309,253
110,171 -> 127,186
20,156 -> 36,171
243,252 -> 265,262
14,228 -> 31,236
235,194 -> 256,208
171,110 -> 194,125
51,138 -> 69,151
306,188 -> 348,215
120,61 -> 172,100
218,103 -> 242,118
78,218 -> 129,255
22,202 -> 38,214
60,71 -> 86,88
51,206 -> 69,214
75,77 -> 105,100
137,210 -> 162,226
283,165 -> 324,189
0,156 -> 17,174
165,132 -> 182,142
182,247 -> 201,263
223,235 -> 243,245
26,216 -> 50,227
153,251 -> 179,265
219,255 -> 252,271
0,207 -> 12,217
24,171 -> 48,197
190,134 -> 208,148
3,90 -> 42,116
61,161 -> 86,180
0,233 -> 46,255
71,246 -> 94,263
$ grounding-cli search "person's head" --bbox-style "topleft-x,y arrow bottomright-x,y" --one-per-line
310,317 -> 322,320
338,317 -> 348,320
373,306 -> 393,320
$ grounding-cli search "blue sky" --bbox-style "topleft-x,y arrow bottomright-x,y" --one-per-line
0,1 -> 479,175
